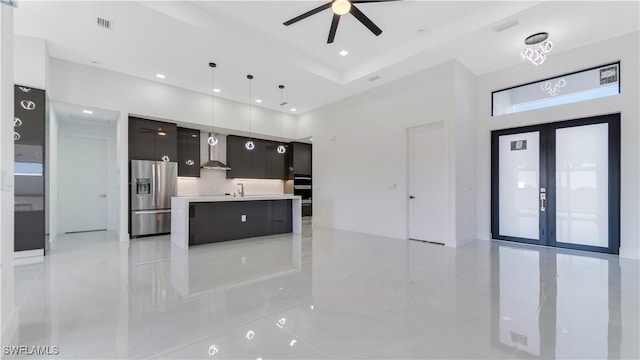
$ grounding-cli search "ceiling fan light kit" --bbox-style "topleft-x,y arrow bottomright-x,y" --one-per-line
283,0 -> 401,44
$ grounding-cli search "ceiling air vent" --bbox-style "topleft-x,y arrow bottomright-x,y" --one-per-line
367,75 -> 381,82
97,17 -> 112,29
493,19 -> 519,33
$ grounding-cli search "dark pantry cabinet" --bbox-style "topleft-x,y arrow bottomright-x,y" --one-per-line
128,117 -> 177,162
287,142 -> 312,178
14,84 -> 46,252
177,127 -> 201,177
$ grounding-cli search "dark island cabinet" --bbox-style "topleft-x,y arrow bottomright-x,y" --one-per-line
128,117 -> 177,162
177,128 -> 200,177
226,135 -> 286,180
189,200 -> 292,246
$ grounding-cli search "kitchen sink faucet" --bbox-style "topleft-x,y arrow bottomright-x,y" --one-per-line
237,183 -> 245,197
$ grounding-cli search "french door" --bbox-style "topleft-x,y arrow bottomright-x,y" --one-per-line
491,113 -> 620,254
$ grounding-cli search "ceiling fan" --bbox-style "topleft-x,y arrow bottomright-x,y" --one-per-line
283,0 -> 401,44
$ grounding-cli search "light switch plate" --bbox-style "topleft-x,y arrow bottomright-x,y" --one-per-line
241,214 -> 246,222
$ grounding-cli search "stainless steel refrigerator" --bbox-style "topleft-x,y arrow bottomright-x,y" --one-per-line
130,160 -> 177,237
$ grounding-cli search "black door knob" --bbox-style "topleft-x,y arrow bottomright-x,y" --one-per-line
409,195 -> 415,199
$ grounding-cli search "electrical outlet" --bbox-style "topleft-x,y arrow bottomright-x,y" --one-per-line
241,214 -> 246,222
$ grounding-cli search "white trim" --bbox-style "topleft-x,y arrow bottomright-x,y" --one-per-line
13,248 -> 43,258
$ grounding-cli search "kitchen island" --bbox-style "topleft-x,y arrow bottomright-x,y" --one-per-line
171,195 -> 302,249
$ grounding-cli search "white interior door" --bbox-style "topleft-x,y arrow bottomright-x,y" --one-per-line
59,136 -> 108,233
408,123 -> 449,243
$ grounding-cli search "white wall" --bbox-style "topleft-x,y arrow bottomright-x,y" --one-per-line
451,61 -> 477,246
177,134 -> 284,197
475,31 -> 640,259
0,2 -> 18,346
46,108 -> 57,237
13,35 -> 46,89
297,61 -> 459,240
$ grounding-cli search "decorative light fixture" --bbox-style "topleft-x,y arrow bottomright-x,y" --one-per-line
541,78 -> 567,96
332,0 -> 351,15
207,62 -> 219,146
245,75 -> 255,151
277,85 -> 287,155
521,32 -> 553,66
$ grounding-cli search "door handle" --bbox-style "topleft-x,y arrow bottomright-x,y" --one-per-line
540,188 -> 546,212
98,194 -> 107,198
151,163 -> 157,206
409,195 -> 415,199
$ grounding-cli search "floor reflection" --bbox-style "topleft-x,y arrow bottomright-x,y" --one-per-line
492,242 -> 628,359
5,226 -> 639,359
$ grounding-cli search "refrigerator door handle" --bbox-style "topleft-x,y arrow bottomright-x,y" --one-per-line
151,162 -> 157,206
134,209 -> 171,215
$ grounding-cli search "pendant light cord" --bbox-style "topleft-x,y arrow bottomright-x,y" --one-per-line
211,65 -> 215,134
248,75 -> 253,139
279,85 -> 284,144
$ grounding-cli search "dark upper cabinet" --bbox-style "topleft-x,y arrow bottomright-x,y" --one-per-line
128,117 -> 177,162
177,127 -> 200,177
241,139 -> 265,179
155,122 -> 177,162
264,142 -> 287,179
226,135 -> 286,180
226,135 -> 244,179
290,142 -> 312,176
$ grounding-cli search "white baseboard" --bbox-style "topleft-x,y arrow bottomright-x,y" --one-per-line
13,249 -> 43,259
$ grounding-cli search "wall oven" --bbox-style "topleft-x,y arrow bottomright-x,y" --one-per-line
293,175 -> 312,217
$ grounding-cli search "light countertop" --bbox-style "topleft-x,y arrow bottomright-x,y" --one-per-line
172,194 -> 300,202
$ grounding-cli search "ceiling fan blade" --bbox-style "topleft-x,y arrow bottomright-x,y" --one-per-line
327,13 -> 341,43
349,4 -> 382,36
352,0 -> 402,3
283,2 -> 332,26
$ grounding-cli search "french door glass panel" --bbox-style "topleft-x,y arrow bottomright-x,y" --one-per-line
499,131 -> 540,240
555,123 -> 608,247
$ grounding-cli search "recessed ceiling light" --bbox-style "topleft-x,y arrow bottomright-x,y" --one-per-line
290,108 -> 297,112
310,138 -> 313,141
339,50 -> 349,56
255,99 -> 262,103
156,73 -> 165,79
82,110 -> 93,114
213,88 -> 221,93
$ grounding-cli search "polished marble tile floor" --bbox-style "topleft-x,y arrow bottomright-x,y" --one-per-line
7,225 -> 640,359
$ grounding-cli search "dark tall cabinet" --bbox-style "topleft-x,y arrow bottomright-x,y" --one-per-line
287,142 -> 312,217
128,117 -> 177,162
14,85 -> 46,252
177,127 -> 200,177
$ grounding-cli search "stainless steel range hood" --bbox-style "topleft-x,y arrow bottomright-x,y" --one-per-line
201,133 -> 231,170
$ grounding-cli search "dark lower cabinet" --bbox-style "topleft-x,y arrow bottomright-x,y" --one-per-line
15,211 -> 45,251
189,200 -> 292,246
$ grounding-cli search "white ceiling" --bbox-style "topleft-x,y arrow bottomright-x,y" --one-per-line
13,1 -> 640,115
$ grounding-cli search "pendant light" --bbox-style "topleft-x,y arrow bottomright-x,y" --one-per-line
245,74 -> 255,151
277,84 -> 286,154
207,62 -> 219,146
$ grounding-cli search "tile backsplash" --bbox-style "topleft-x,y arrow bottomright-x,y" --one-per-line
176,134 -> 284,197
